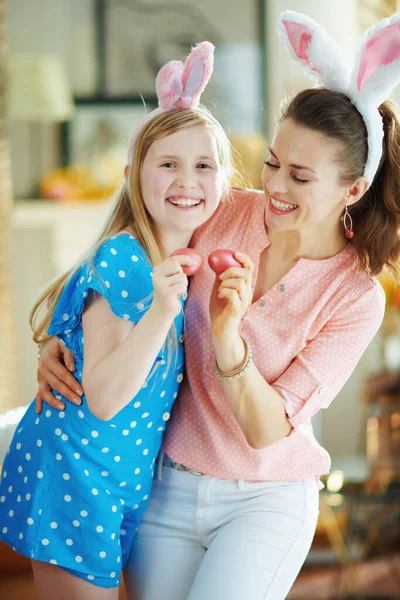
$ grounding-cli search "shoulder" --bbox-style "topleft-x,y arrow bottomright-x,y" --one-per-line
94,233 -> 148,265
337,263 -> 386,329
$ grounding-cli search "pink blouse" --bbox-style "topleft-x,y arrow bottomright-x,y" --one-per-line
162,188 -> 385,481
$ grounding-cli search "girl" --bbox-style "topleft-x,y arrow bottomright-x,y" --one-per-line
0,42 -> 236,599
35,11 -> 400,600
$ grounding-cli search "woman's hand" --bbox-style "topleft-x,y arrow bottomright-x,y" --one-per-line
210,252 -> 254,339
36,337 -> 83,414
151,255 -> 192,319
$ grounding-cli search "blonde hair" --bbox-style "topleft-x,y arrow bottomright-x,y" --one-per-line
30,107 -> 240,344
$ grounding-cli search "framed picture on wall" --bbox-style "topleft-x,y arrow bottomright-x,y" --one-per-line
62,98 -> 156,166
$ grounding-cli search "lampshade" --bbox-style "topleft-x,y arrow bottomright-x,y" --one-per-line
7,54 -> 75,122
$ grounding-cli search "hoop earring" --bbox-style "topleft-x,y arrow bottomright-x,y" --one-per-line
343,205 -> 354,239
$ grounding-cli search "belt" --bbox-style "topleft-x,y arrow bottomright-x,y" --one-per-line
163,455 -> 204,476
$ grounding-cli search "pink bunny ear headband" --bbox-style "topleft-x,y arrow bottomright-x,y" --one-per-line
277,10 -> 400,185
127,41 -> 214,163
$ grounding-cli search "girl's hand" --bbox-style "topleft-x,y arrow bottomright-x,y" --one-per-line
210,252 -> 254,339
36,337 -> 83,414
151,255 -> 192,319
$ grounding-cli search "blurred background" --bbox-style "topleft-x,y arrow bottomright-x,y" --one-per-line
0,0 -> 400,598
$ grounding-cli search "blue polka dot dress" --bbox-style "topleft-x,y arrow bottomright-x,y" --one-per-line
0,233 -> 185,588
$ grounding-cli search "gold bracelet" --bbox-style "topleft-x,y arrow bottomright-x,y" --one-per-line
214,337 -> 253,381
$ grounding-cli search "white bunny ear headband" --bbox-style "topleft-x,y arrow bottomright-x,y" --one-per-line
277,10 -> 400,185
127,41 -> 214,163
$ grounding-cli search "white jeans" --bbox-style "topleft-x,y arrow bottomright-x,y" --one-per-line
124,463 -> 319,600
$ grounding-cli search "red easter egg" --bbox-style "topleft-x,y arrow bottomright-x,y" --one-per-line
170,248 -> 204,276
208,249 -> 242,275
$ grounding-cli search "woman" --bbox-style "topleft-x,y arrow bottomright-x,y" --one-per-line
34,12 -> 400,599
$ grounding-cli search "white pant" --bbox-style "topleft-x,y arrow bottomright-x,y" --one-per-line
124,464 -> 319,600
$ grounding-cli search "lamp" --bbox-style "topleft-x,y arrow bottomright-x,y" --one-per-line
7,54 -> 74,122
7,54 -> 75,197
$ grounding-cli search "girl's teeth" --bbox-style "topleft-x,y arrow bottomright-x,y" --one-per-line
169,198 -> 200,207
271,197 -> 297,211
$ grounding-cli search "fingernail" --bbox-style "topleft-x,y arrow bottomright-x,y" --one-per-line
73,397 -> 82,406
69,363 -> 76,372
58,404 -> 65,410
76,389 -> 83,396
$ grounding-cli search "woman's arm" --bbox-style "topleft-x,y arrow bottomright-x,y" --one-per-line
36,338 -> 84,414
210,253 -> 384,450
212,333 -> 291,449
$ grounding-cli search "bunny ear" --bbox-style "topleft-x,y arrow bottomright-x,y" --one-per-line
351,13 -> 400,106
277,10 -> 350,92
156,60 -> 184,110
178,41 -> 214,109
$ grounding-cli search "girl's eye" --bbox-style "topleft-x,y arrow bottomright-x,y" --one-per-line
162,162 -> 175,168
197,163 -> 211,169
292,174 -> 309,184
264,161 -> 279,169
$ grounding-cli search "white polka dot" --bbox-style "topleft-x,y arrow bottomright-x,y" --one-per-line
122,429 -> 129,436
147,422 -> 153,428
17,495 -> 21,503
27,518 -> 34,525
2,527 -> 7,534
55,429 -> 62,437
80,276 -> 85,284
105,281 -> 110,288
18,466 -> 23,473
56,453 -> 62,461
50,522 -> 58,529
16,443 -> 21,450
82,438 -> 89,445
73,520 -> 80,527
134,468 -> 141,475
101,447 -> 109,453
66,539 -> 73,546
177,374 -> 183,383
61,434 -> 68,441
99,551 -> 106,558
143,495 -> 149,501
9,510 -> 14,517
110,248 -> 117,255
78,411 -> 84,419
122,314 -> 129,320
134,402 -> 140,408
130,421 -> 137,428
35,418 -> 40,425
114,456 -> 121,462
37,471 -> 44,479
91,430 -> 99,438
141,412 -> 149,418
88,575 -> 95,581
84,469 -> 89,477
137,302 -> 145,310
96,525 -> 104,533
162,412 -> 171,421
42,539 -> 50,546
101,471 -> 109,477
92,489 -> 98,496
59,412 -> 65,419
121,290 -> 128,298
64,495 -> 72,502
100,261 -> 108,267
8,486 -> 12,493
63,473 -> 70,481
80,510 -> 88,517
118,270 -> 126,278
111,505 -> 117,512
19,533 -> 23,539
74,453 -> 80,460
45,410 -> 51,418
131,255 -> 138,262
136,439 -> 142,445
143,449 -> 149,456
119,481 -> 127,487
135,484 -> 142,491
26,493 -> 31,500
50,559 -> 57,565
62,314 -> 69,321
75,556 -> 83,563
110,571 -> 116,578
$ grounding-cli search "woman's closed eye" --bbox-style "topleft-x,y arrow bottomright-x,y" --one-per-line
264,161 -> 309,184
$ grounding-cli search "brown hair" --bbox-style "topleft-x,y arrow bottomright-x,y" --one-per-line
30,107 -> 240,343
282,88 -> 400,279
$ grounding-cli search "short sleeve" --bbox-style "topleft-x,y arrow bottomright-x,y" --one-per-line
271,279 -> 385,430
48,234 -> 154,340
